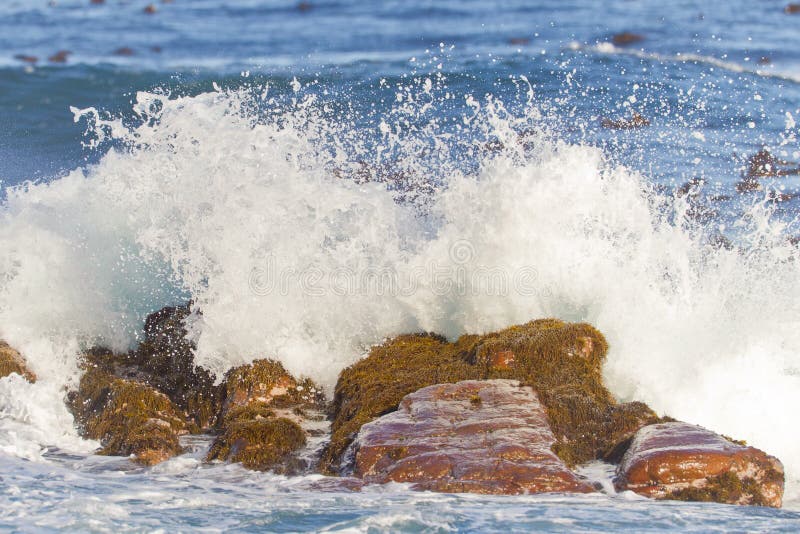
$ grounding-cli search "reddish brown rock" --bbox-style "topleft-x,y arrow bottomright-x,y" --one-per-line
615,422 -> 784,507
785,4 -> 800,14
611,32 -> 644,46
113,47 -> 135,57
144,4 -> 157,14
353,380 -> 594,495
488,350 -> 515,370
0,341 -> 36,382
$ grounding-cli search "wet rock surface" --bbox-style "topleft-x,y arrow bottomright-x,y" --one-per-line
353,380 -> 594,494
323,319 -> 664,473
207,359 -> 326,472
68,366 -> 188,465
0,341 -> 36,382
615,422 -> 784,507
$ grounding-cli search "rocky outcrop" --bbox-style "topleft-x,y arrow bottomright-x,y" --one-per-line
206,359 -> 325,472
353,380 -> 594,494
0,341 -> 36,382
132,305 -> 222,430
615,422 -> 784,507
68,366 -> 188,465
322,319 -> 664,474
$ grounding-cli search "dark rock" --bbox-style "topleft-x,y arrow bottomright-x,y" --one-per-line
758,56 -> 771,65
131,305 -> 222,430
615,422 -> 784,507
113,47 -> 135,57
611,32 -> 644,46
144,4 -> 157,14
48,50 -> 71,63
353,380 -> 594,494
0,341 -> 36,382
509,37 -> 531,46
13,54 -> 38,64
785,4 -> 800,14
601,113 -> 650,130
297,2 -> 313,12
69,366 -> 188,465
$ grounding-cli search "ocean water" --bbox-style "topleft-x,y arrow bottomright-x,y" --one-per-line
2,0 -> 800,531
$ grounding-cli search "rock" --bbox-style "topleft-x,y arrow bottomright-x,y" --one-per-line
297,2 -> 313,12
601,113 -> 650,130
68,366 -> 188,465
611,32 -> 644,46
113,47 -> 135,57
130,305 -> 222,430
785,4 -> 800,14
353,380 -> 594,494
206,359 -> 325,472
0,341 -> 36,382
615,422 -> 784,507
758,56 -> 771,65
144,4 -> 157,14
48,50 -> 71,63
509,37 -> 530,46
90,0 -> 105,5
321,320 -> 664,474
320,333 -> 479,473
13,54 -> 38,64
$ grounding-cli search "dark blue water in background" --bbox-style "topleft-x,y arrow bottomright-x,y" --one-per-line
2,0 -> 800,198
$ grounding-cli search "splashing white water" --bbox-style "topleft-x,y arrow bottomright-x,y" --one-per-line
0,86 -> 799,501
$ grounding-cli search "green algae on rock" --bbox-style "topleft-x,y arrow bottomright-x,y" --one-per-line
68,366 -> 189,465
322,319 -> 665,474
0,341 -> 36,382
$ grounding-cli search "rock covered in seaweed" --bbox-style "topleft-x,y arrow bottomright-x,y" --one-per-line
353,379 -> 594,494
131,305 -> 222,430
322,319 -> 664,473
0,341 -> 36,382
615,422 -> 784,507
68,366 -> 189,465
207,359 -> 326,472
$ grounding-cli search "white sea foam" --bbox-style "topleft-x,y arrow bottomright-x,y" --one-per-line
0,86 -> 799,500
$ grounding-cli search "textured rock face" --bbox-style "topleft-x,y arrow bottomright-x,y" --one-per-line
69,367 -> 188,465
207,359 -> 326,472
322,319 -> 663,474
615,422 -> 784,507
353,380 -> 594,495
0,341 -> 36,382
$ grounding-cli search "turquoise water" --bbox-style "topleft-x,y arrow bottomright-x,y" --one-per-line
2,1 -> 800,531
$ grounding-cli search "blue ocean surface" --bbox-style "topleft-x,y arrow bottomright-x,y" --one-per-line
2,0 -> 800,531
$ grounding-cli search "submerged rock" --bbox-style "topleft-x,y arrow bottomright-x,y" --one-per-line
611,32 -> 644,46
0,341 -> 36,382
600,113 -> 650,130
615,422 -> 784,507
69,366 -> 188,465
207,359 -> 325,472
322,320 -> 664,473
353,380 -> 594,494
